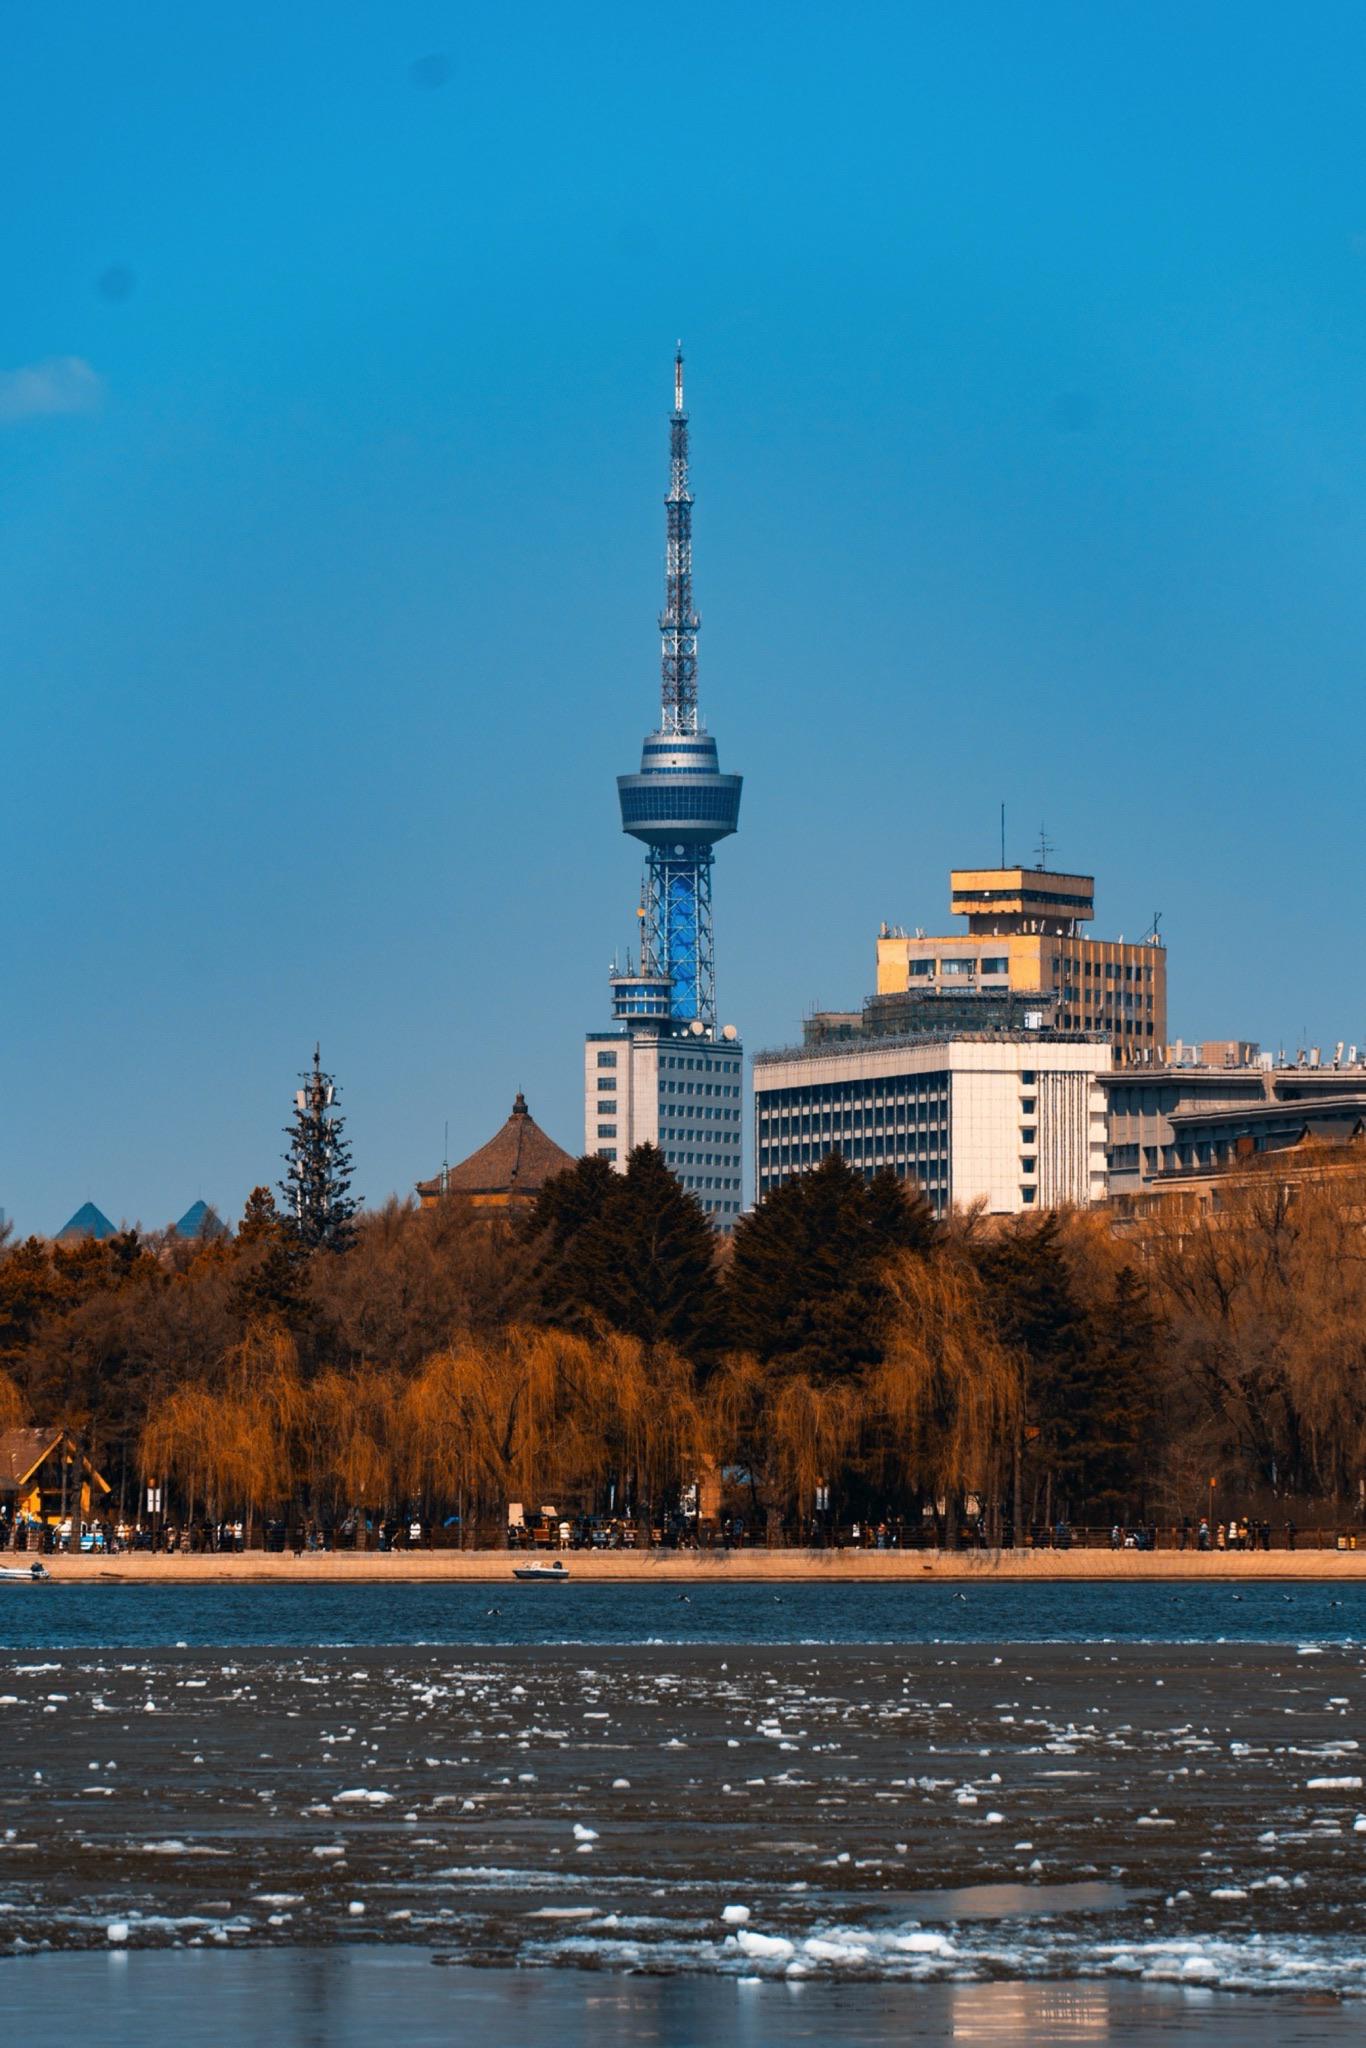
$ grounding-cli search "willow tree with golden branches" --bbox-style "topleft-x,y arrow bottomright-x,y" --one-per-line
870,1249 -> 1020,1546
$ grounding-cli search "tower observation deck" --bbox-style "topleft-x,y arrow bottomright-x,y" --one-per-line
614,351 -> 742,1029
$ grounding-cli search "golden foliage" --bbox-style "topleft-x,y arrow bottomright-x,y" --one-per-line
870,1249 -> 1019,1500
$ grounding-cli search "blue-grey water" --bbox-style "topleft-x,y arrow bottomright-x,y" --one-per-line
0,1577 -> 1362,1650
3,1950 -> 1359,2047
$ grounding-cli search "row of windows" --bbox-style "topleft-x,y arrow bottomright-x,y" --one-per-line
1056,959 -> 1155,981
1056,1015 -> 1155,1034
951,888 -> 1093,910
908,956 -> 1009,979
759,1139 -> 945,1164
664,1080 -> 740,1096
618,785 -> 741,822
758,1083 -> 949,1112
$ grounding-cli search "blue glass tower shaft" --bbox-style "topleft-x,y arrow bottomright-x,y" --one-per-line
645,851 -> 713,1024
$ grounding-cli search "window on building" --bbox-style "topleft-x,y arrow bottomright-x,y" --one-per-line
1021,1071 -> 1037,1085
1020,1126 -> 1036,1144
909,959 -> 934,978
596,1051 -> 617,1067
980,956 -> 1008,975
1021,1157 -> 1037,1175
940,958 -> 973,978
597,1075 -> 616,1091
1021,1097 -> 1036,1115
597,1124 -> 617,1139
596,1146 -> 617,1162
1021,1186 -> 1037,1204
597,1099 -> 618,1115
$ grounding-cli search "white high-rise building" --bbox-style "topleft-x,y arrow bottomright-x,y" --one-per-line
753,1032 -> 1110,1216
584,1021 -> 744,1223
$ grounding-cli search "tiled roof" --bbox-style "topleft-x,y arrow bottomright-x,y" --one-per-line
416,1093 -> 575,1201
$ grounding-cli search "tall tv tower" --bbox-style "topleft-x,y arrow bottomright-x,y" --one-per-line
585,352 -> 745,1225
614,349 -> 742,1028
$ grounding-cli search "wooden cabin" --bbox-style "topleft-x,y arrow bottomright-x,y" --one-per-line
0,1429 -> 111,1526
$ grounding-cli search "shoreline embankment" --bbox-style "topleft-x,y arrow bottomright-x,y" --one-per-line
27,1546 -> 1366,1583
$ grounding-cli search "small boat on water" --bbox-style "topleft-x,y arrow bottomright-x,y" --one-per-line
0,1563 -> 51,1583
512,1560 -> 570,1582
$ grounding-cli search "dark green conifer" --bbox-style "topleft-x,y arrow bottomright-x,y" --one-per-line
279,1047 -> 359,1253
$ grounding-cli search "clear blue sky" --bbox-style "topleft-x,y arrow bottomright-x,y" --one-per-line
5,3 -> 1366,1235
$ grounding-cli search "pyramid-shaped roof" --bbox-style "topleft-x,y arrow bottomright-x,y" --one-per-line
174,1199 -> 227,1240
55,1201 -> 116,1243
417,1093 -> 575,1202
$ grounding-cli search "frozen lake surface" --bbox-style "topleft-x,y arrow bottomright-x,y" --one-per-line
3,1577 -> 1366,1651
5,1591 -> 1366,2037
2,1640 -> 1366,2004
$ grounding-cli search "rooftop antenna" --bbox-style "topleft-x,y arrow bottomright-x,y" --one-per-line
440,1120 -> 449,1197
1035,821 -> 1053,869
1000,801 -> 1006,867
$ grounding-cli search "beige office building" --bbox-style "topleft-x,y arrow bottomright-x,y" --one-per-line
876,866 -> 1166,1067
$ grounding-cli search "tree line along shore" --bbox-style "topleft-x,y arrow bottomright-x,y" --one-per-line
1,1148 -> 1362,1552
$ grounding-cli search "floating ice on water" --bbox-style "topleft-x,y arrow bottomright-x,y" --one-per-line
721,1905 -> 750,1925
572,1823 -> 598,1842
347,1902 -> 365,1916
333,1789 -> 394,1805
737,1928 -> 795,1962
106,1922 -> 129,1945
1307,1776 -> 1362,1790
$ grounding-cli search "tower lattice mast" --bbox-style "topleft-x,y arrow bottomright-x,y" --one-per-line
660,348 -> 699,737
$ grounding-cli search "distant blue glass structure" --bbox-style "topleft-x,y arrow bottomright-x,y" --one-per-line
615,352 -> 742,1027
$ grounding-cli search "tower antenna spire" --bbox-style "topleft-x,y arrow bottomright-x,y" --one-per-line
661,344 -> 698,735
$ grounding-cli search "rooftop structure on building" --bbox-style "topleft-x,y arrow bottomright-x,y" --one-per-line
754,1029 -> 1110,1218
417,1093 -> 574,1211
873,860 -> 1165,1067
54,1201 -> 116,1243
585,352 -> 745,1223
1104,1042 -> 1366,1207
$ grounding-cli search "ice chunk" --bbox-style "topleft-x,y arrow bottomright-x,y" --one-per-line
737,1929 -> 795,1962
722,1905 -> 751,1925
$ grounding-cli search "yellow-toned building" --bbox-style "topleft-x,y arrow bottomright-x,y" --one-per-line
876,865 -> 1166,1067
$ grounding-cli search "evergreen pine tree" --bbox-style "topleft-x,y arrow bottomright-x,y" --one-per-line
724,1156 -> 934,1379
1069,1266 -> 1162,1517
279,1047 -> 360,1253
974,1214 -> 1088,1520
230,1185 -> 311,1329
529,1144 -> 719,1359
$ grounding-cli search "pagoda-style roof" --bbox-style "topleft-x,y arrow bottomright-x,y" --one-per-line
417,1093 -> 575,1206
